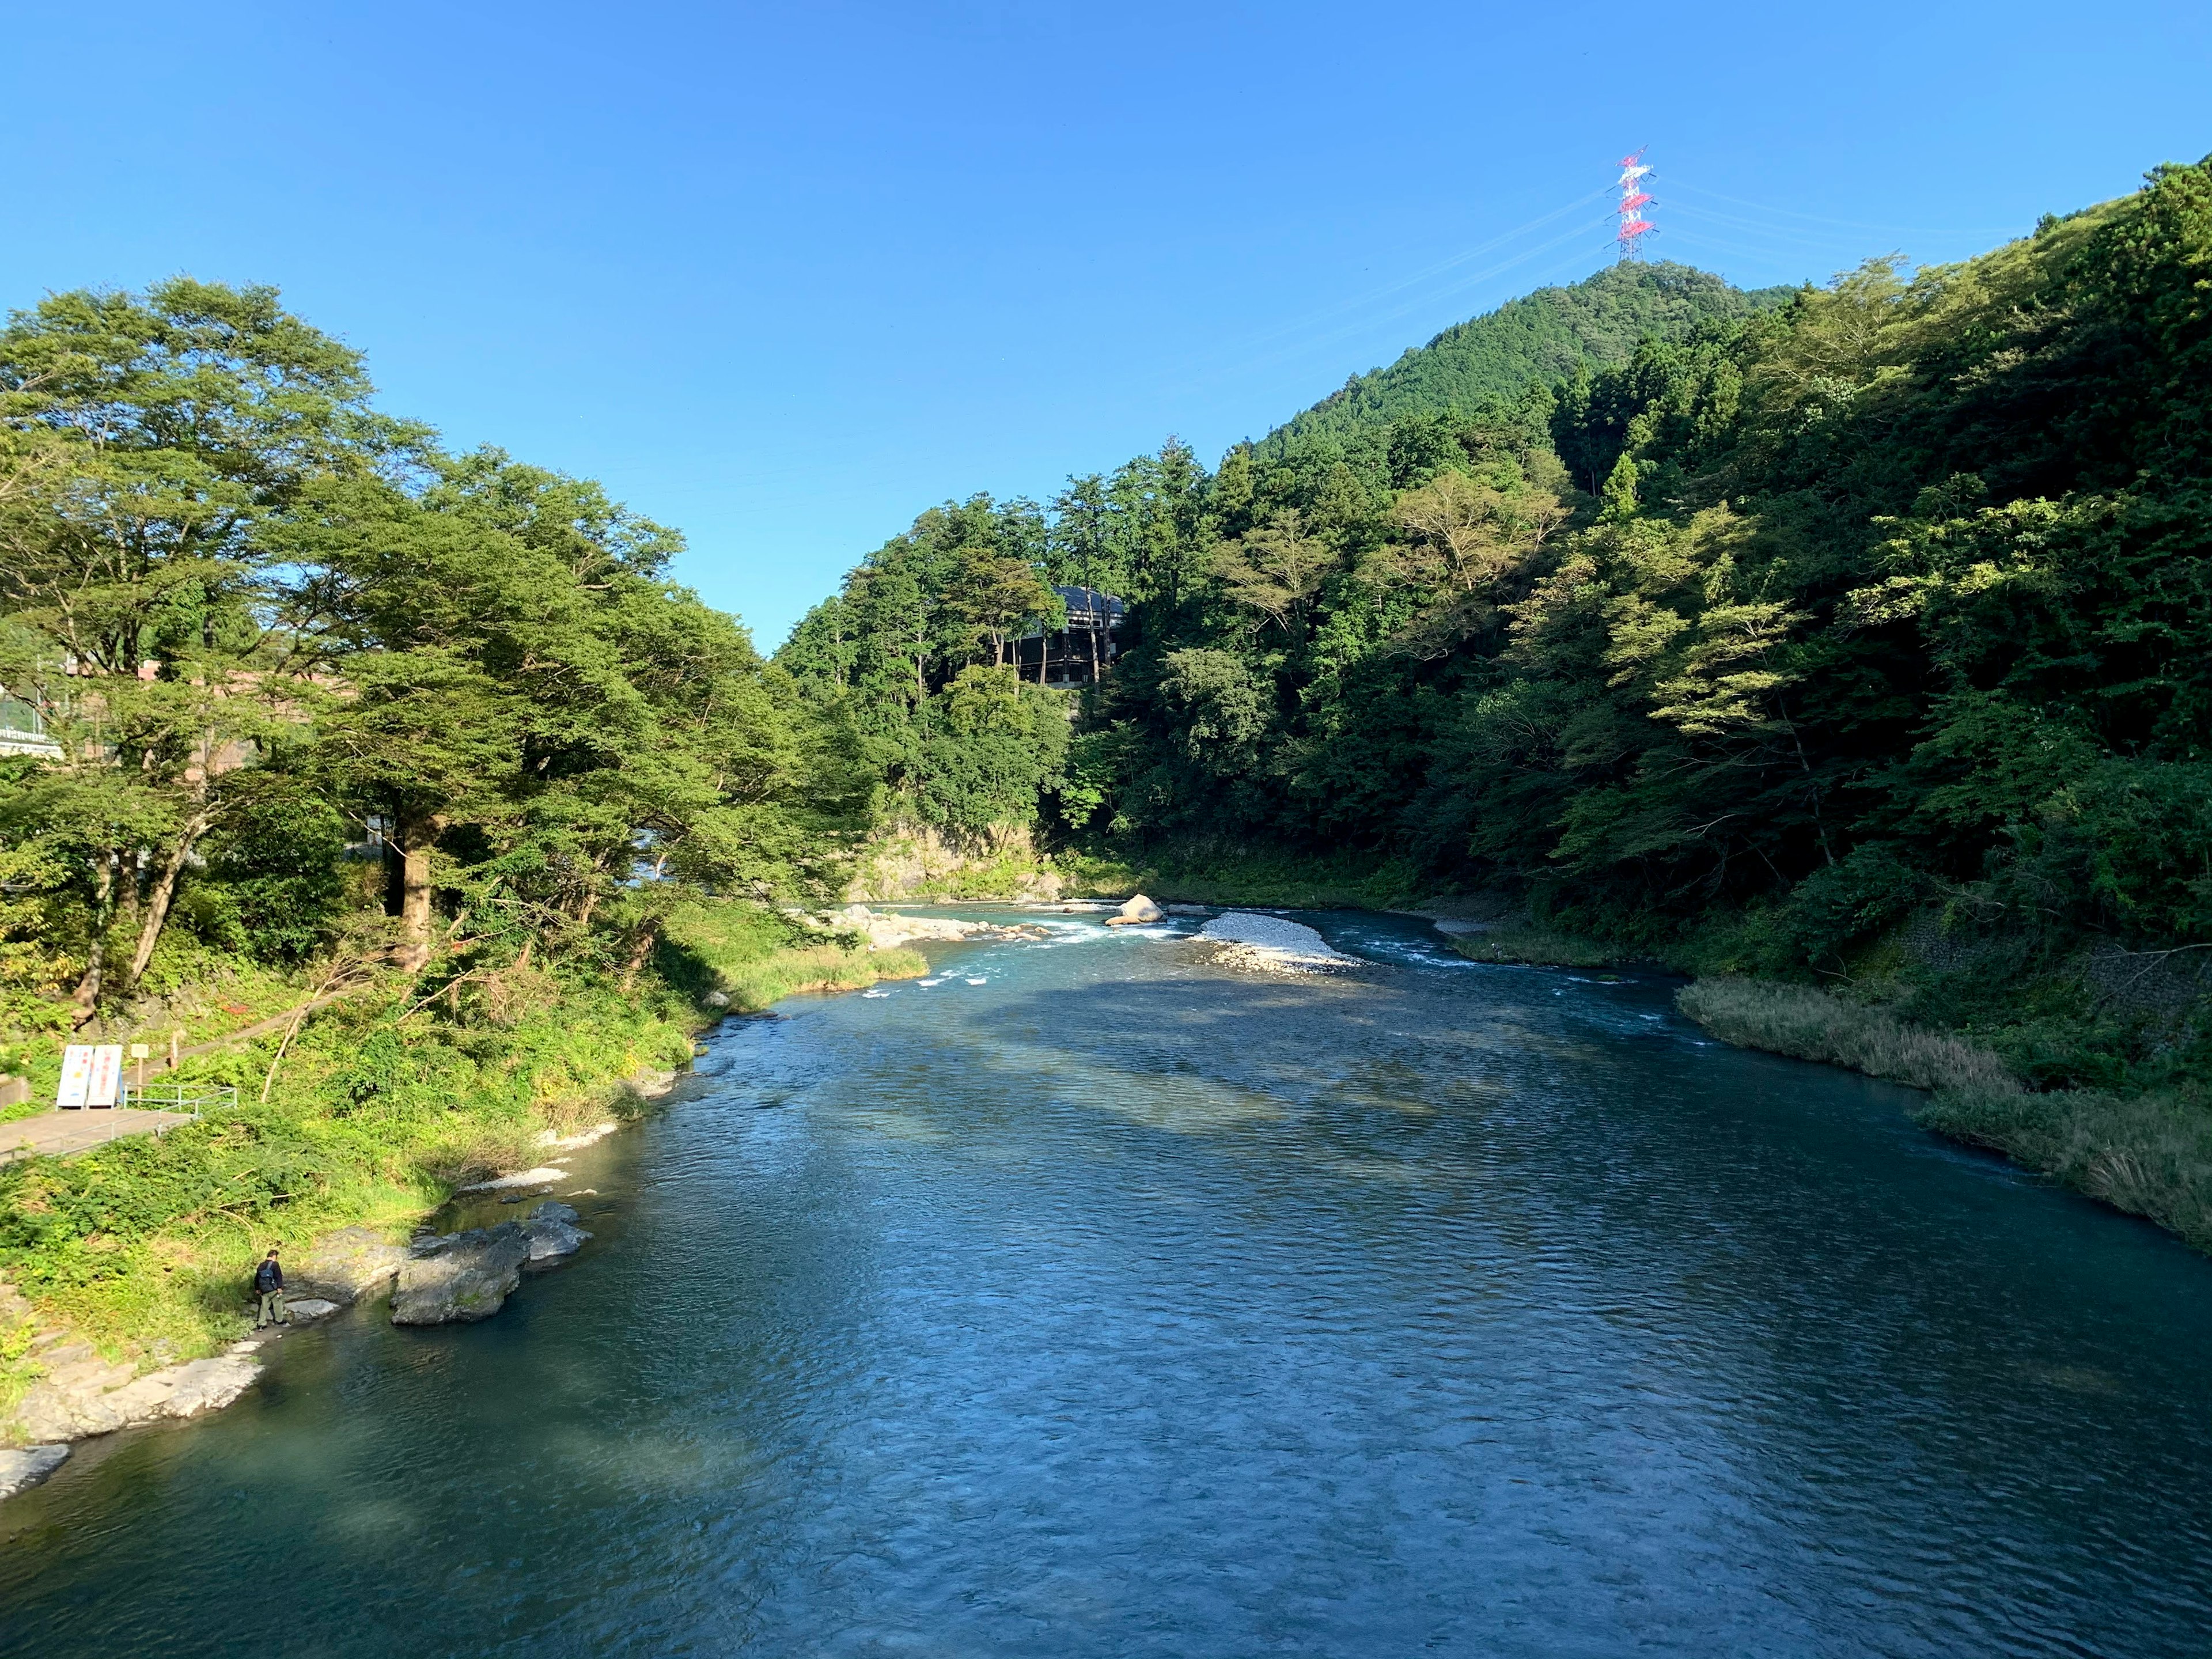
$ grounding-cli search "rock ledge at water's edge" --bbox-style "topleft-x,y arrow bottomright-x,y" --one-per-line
0,1202 -> 596,1492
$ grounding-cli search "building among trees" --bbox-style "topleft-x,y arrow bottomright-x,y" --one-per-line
1016,585 -> 1124,686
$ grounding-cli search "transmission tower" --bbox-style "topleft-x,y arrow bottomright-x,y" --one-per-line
1615,149 -> 1656,260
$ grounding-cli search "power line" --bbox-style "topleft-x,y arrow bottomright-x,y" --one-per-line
1160,211 -> 1616,396
1665,177 -> 2019,238
1218,185 -> 1616,356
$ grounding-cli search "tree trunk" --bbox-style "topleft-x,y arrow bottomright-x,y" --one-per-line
394,810 -> 439,972
70,850 -> 119,1025
122,808 -> 216,994
618,924 -> 657,994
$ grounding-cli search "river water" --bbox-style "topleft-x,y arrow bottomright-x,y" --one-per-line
6,910 -> 2212,1657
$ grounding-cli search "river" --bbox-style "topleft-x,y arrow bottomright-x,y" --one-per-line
5,910 -> 2211,1656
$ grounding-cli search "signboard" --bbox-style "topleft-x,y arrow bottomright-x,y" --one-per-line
86,1045 -> 123,1108
57,1044 -> 94,1108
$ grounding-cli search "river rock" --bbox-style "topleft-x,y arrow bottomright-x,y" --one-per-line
1105,893 -> 1164,926
518,1200 -> 592,1271
291,1226 -> 408,1305
0,1444 -> 67,1502
391,1224 -> 533,1324
281,1297 -> 342,1324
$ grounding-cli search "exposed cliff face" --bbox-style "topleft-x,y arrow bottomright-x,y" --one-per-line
844,821 -> 1062,903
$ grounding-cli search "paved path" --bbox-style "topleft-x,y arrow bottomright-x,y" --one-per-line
0,979 -> 380,1165
2,1108 -> 198,1163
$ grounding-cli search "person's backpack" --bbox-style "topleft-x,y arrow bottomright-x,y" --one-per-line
253,1259 -> 279,1294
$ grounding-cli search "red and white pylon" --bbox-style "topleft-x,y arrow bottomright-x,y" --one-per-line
1615,150 -> 1656,260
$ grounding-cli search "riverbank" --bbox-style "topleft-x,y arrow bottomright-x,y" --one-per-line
0,901 -> 923,1455
1676,978 -> 2212,1253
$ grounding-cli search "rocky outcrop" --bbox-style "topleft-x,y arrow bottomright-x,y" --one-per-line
291,1226 -> 408,1305
9,1349 -> 261,1444
391,1224 -> 533,1325
844,821 -> 1063,902
0,1444 -> 67,1501
519,1200 -> 592,1270
389,1199 -> 595,1321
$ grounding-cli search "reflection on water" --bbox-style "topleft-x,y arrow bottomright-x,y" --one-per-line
6,911 -> 2212,1657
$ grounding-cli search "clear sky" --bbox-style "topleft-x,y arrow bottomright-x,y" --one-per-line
6,2 -> 2207,644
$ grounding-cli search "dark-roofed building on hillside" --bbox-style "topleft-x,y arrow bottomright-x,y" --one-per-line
1016,586 -> 1124,687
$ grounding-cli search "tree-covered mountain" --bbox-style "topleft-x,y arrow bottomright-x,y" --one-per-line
1259,260 -> 1792,456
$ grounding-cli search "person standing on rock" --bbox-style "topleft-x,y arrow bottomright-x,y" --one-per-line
253,1247 -> 288,1328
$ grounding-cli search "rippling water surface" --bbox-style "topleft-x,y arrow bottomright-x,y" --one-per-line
7,910 -> 2212,1657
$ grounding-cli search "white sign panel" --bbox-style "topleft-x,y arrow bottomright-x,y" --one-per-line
86,1045 -> 123,1108
57,1044 -> 94,1108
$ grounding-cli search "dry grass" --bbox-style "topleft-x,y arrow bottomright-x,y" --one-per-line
1676,977 -> 2018,1093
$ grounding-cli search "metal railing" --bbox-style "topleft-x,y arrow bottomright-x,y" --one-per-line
118,1081 -> 240,1122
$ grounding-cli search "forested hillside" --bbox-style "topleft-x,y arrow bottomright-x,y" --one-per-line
788,158 -> 2212,1241
1261,260 -> 1789,456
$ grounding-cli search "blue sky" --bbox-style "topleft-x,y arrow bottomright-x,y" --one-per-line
6,2 -> 2207,644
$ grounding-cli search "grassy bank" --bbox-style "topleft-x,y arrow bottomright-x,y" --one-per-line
1678,978 -> 2212,1253
1676,979 -> 2019,1094
658,900 -> 926,1010
0,900 -> 919,1437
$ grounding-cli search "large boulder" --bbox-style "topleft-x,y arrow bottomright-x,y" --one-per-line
1105,893 -> 1164,926
390,1224 -> 533,1325
291,1227 -> 408,1306
518,1201 -> 592,1272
